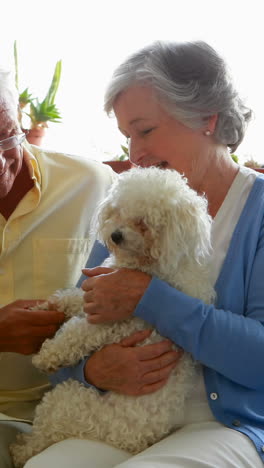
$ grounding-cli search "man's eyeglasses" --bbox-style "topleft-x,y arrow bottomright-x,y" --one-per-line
0,133 -> 26,152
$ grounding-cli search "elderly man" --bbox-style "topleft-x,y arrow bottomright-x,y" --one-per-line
0,68 -> 116,467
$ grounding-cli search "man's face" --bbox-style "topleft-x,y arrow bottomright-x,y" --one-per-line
0,98 -> 23,199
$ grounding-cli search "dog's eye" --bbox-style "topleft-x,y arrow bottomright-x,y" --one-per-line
111,230 -> 124,244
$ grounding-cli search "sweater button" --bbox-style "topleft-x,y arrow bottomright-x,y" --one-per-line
232,420 -> 241,427
210,392 -> 218,400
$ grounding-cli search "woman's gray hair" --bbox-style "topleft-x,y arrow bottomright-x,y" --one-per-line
0,69 -> 19,118
104,41 -> 252,152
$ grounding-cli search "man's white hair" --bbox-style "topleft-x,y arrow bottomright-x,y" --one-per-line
0,69 -> 19,118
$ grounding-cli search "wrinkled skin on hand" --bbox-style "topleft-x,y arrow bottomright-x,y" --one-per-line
82,266 -> 151,324
85,329 -> 183,396
82,267 -> 182,396
0,300 -> 65,354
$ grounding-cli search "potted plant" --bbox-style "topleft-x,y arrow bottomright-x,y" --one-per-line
104,144 -> 132,173
244,158 -> 264,174
14,41 -> 62,146
231,154 -> 264,174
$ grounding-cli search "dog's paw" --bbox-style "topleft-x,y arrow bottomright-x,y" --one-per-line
47,288 -> 85,319
32,338 -> 61,372
32,353 -> 57,373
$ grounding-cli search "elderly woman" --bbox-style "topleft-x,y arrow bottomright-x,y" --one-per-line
26,41 -> 264,468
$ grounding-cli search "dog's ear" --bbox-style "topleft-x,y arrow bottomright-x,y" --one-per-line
159,195 -> 212,267
95,198 -> 115,243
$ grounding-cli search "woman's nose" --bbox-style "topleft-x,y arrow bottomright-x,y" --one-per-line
128,139 -> 147,166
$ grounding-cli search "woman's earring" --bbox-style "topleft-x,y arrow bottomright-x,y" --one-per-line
204,130 -> 211,136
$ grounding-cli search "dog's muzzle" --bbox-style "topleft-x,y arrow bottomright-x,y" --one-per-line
111,230 -> 123,245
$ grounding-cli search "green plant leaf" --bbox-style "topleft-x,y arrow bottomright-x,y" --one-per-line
14,40 -> 19,91
19,88 -> 33,105
28,60 -> 62,126
13,43 -> 62,128
29,99 -> 62,126
121,144 -> 129,156
45,60 -> 62,106
231,154 -> 239,163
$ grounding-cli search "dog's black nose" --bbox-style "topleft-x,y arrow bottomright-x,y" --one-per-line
111,230 -> 123,244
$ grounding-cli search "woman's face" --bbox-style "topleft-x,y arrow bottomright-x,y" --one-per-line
113,85 -> 212,186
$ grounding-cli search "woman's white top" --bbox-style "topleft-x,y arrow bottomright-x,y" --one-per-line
183,165 -> 257,424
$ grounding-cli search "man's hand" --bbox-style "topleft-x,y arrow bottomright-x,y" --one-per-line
82,267 -> 151,323
0,300 -> 65,355
84,329 -> 183,396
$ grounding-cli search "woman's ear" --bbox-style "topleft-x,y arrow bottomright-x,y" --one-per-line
206,114 -> 218,134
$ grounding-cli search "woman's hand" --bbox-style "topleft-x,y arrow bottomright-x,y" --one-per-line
84,329 -> 183,396
0,300 -> 65,354
81,267 -> 151,323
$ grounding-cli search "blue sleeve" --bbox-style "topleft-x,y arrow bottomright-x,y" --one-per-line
50,358 -> 89,386
76,240 -> 110,287
134,257 -> 264,390
50,240 -> 109,389
49,358 -> 106,393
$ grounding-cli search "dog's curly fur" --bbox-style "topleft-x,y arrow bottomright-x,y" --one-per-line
10,167 -> 215,467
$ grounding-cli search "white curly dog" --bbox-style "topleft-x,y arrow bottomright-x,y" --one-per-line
10,167 -> 215,467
